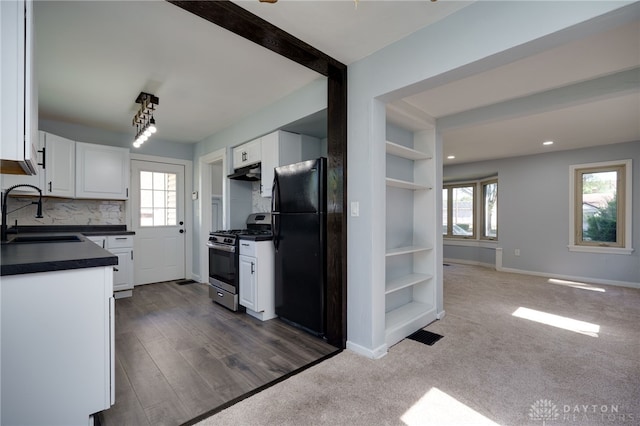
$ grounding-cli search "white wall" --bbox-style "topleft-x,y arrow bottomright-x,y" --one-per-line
346,1 -> 633,357
444,141 -> 639,287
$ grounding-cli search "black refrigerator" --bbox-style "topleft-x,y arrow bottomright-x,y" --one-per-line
271,157 -> 327,336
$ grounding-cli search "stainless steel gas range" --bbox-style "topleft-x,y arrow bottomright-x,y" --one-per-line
206,213 -> 272,311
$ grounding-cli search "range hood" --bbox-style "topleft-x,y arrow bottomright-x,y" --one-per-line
228,164 -> 261,181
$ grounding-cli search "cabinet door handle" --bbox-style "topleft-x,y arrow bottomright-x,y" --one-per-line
115,237 -> 127,240
241,243 -> 250,247
38,147 -> 46,169
48,181 -> 52,192
113,267 -> 119,272
242,151 -> 247,161
251,262 -> 255,274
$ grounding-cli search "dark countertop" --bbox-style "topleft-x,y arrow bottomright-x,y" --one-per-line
1,225 -> 132,276
6,225 -> 135,236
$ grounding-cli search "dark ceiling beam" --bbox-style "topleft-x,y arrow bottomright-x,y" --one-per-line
167,0 -> 347,349
167,0 -> 346,76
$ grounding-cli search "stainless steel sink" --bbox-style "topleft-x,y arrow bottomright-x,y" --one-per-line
8,235 -> 82,244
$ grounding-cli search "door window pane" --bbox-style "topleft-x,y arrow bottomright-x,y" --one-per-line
139,171 -> 177,227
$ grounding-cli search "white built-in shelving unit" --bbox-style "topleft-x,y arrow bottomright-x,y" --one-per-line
384,133 -> 438,347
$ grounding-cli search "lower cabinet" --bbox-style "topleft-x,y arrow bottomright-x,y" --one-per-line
238,239 -> 276,321
1,266 -> 115,425
87,235 -> 134,298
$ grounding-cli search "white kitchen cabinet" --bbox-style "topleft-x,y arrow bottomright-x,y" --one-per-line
239,254 -> 257,311
0,0 -> 38,175
87,235 -> 134,298
238,239 -> 276,321
107,235 -> 134,297
1,266 -> 114,425
232,138 -> 261,170
75,142 -> 129,199
0,130 -> 44,192
86,235 -> 106,249
260,130 -> 302,197
44,132 -> 76,197
384,132 -> 438,348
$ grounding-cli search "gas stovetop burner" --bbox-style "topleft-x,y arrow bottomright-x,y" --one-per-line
209,212 -> 273,239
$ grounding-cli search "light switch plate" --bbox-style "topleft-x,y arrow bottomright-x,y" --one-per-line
192,191 -> 198,200
350,201 -> 359,217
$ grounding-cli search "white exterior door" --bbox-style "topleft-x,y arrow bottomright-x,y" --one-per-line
131,160 -> 185,285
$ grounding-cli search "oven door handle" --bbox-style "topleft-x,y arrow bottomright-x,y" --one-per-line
206,242 -> 236,253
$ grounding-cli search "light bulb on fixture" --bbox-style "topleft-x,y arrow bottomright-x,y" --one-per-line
133,141 -> 142,148
149,117 -> 157,133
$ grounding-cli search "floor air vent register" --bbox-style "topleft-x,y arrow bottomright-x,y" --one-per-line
407,329 -> 443,346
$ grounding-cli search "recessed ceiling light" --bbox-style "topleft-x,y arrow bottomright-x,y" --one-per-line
543,140 -> 554,146
447,155 -> 455,159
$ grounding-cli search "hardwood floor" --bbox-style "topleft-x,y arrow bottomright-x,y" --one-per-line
100,281 -> 339,426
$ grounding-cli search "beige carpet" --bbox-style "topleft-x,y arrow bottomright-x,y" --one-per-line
196,264 -> 640,425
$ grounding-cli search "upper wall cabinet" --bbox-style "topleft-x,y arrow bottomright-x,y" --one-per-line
232,139 -> 261,170
0,131 -> 44,193
75,142 -> 129,200
45,132 -> 76,198
260,130 -> 302,197
0,0 -> 38,175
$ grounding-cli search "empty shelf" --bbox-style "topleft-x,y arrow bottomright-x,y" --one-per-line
385,141 -> 431,160
385,273 -> 433,294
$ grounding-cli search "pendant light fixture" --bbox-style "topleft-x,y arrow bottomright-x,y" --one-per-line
132,92 -> 159,148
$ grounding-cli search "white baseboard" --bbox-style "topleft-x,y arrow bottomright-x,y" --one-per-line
496,266 -> 640,289
190,273 -> 201,283
444,258 -> 495,270
346,340 -> 388,359
436,310 -> 446,320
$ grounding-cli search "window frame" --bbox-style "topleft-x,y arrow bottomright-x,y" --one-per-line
443,177 -> 498,241
481,178 -> 498,241
568,159 -> 633,255
443,182 -> 477,239
139,170 -> 179,228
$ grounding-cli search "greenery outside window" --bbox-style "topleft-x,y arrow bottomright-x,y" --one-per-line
569,160 -> 633,254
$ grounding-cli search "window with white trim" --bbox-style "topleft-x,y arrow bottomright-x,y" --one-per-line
569,160 -> 633,254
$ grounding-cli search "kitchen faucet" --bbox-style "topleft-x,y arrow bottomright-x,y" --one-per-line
1,184 -> 44,242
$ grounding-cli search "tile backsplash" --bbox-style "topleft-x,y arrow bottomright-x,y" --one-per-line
252,181 -> 271,213
5,196 -> 125,226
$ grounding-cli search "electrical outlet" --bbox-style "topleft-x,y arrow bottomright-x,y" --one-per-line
514,249 -> 520,256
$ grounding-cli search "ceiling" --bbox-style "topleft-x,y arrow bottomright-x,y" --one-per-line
35,1 -> 639,164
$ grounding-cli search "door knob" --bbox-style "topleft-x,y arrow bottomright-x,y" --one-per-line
179,229 -> 184,233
